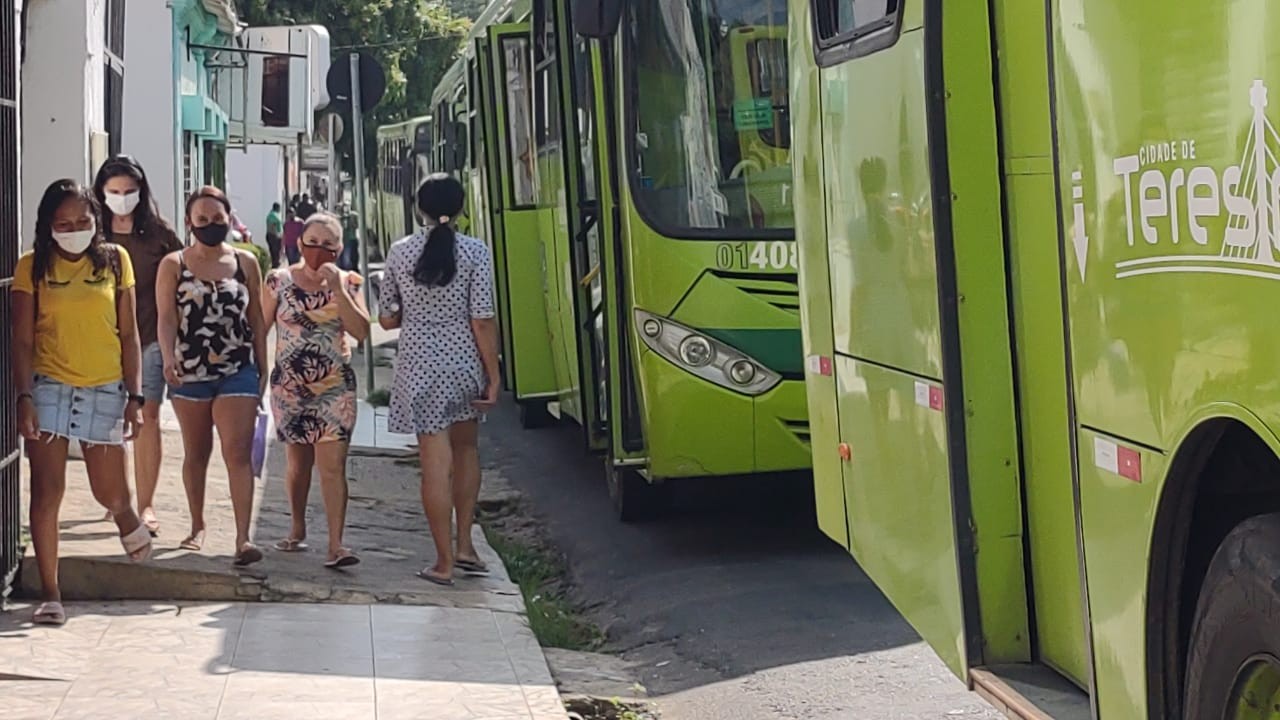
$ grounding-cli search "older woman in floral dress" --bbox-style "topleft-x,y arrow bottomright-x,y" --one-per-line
263,212 -> 369,568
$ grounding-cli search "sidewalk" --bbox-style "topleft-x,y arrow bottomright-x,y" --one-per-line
2,601 -> 564,720
4,331 -> 568,719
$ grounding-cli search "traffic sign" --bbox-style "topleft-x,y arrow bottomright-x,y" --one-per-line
326,52 -> 386,111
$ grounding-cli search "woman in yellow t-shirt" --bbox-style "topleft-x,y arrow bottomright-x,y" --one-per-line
11,179 -> 151,627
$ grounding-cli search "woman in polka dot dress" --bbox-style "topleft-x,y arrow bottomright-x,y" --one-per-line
378,174 -> 500,586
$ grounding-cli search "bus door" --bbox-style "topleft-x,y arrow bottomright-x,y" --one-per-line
550,0 -> 609,452
485,24 -> 559,408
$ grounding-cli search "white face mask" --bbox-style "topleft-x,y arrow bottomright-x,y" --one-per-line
104,191 -> 141,217
52,226 -> 95,255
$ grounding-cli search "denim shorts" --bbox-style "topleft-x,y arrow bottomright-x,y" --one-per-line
33,375 -> 127,446
141,342 -> 167,403
170,365 -> 261,402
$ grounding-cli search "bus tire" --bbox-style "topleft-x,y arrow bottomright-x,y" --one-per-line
518,400 -> 555,429
606,462 -> 668,523
1183,513 -> 1280,718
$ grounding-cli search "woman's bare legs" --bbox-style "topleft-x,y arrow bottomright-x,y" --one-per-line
27,436 -> 69,602
133,402 -> 163,529
211,396 -> 259,558
314,441 -> 353,562
82,442 -> 144,547
283,443 -> 315,546
417,432 -> 454,580
449,421 -> 482,565
171,398 -> 213,546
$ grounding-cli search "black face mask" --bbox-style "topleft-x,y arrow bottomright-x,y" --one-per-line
192,223 -> 228,247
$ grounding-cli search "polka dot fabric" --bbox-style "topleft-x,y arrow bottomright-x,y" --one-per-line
379,229 -> 495,436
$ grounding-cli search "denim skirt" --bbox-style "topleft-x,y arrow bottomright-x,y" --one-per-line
32,375 -> 128,446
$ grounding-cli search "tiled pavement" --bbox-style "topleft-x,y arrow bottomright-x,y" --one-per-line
1,602 -> 567,720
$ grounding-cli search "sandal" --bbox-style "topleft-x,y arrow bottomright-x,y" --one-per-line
179,530 -> 206,552
455,558 -> 490,576
274,538 -> 309,552
120,523 -> 153,563
234,544 -> 264,567
324,549 -> 360,570
416,568 -> 454,587
32,601 -> 66,626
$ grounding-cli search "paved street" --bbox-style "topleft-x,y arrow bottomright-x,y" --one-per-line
481,402 -> 1002,720
2,602 -> 563,720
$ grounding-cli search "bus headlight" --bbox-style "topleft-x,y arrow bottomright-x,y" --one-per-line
678,336 -> 714,367
634,309 -> 781,396
729,360 -> 756,385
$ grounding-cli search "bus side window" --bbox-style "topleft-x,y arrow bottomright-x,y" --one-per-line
811,0 -> 902,63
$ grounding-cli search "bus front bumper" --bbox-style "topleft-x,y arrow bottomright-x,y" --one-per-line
640,350 -> 811,479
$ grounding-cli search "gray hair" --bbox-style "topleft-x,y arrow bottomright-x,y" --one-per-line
302,211 -> 343,245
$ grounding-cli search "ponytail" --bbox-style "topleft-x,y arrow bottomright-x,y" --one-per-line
413,222 -> 458,287
412,173 -> 466,287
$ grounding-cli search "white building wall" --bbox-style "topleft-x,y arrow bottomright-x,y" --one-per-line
121,0 -> 179,226
20,0 -> 102,246
226,144 -> 285,245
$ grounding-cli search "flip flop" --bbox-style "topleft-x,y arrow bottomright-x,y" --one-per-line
274,538 -> 309,552
324,549 -> 360,570
234,544 -> 264,567
32,601 -> 66,626
416,569 -> 454,587
179,530 -> 206,551
455,558 -> 490,576
120,523 -> 153,563
141,510 -> 160,537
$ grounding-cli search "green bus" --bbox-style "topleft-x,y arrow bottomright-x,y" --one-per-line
438,0 -> 810,518
791,1 -> 1280,718
369,117 -> 433,260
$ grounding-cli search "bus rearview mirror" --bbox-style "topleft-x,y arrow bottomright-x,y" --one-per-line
574,0 -> 624,39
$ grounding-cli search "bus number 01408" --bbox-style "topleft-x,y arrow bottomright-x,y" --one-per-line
715,242 -> 798,271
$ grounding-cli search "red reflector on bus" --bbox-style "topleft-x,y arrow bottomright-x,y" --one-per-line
1118,446 -> 1142,483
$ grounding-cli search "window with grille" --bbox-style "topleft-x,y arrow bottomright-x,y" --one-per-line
104,0 -> 125,155
1,0 -> 23,597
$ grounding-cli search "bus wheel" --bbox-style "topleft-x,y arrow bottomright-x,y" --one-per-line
1183,513 -> 1280,719
606,462 -> 668,522
518,400 -> 554,429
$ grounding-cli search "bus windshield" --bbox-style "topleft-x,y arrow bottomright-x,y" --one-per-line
627,0 -> 793,237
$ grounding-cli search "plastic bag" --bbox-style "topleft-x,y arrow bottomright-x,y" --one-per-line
251,408 -> 269,478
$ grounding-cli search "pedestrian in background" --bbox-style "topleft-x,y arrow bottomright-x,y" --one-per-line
264,211 -> 368,569
283,211 -> 304,265
265,202 -> 284,268
93,155 -> 183,538
13,179 -> 152,626
298,193 -> 317,221
341,213 -> 359,271
156,186 -> 268,567
379,174 -> 500,586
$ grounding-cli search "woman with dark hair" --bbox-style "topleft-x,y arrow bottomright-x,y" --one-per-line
12,179 -> 151,625
378,173 -> 500,586
156,186 -> 268,566
264,211 -> 368,568
93,154 -> 182,537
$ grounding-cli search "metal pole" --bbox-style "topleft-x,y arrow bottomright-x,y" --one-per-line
350,53 -> 375,395
327,114 -> 338,214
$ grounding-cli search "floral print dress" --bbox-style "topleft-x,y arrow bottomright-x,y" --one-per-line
267,268 -> 361,444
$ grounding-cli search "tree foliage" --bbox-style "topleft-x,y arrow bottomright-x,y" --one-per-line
238,0 -> 473,172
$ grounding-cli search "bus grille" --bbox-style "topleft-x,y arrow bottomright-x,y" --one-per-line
710,270 -> 800,315
783,419 -> 811,447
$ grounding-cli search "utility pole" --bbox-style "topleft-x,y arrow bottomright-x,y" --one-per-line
350,52 -> 375,393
